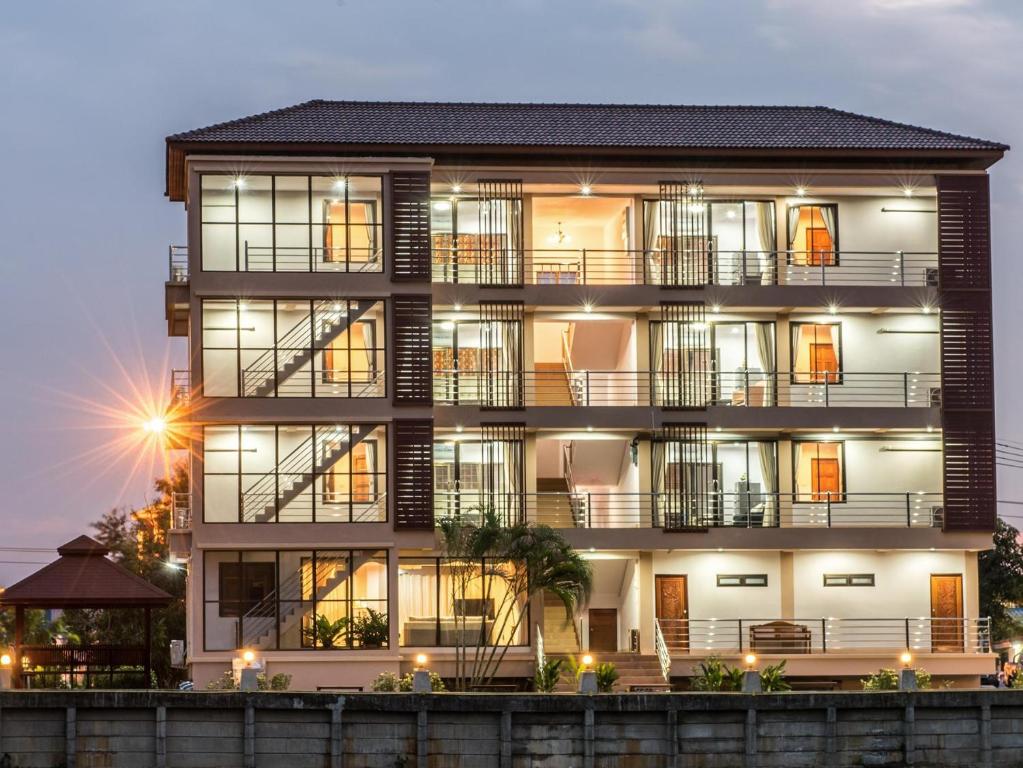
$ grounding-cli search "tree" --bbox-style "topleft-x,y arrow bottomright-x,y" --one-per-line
979,518 -> 1023,643
61,462 -> 188,687
438,509 -> 592,690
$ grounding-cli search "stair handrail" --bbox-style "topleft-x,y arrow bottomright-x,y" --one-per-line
561,328 -> 588,406
241,426 -> 353,521
654,619 -> 672,683
242,300 -> 355,396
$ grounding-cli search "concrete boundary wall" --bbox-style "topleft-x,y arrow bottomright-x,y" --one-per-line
0,689 -> 1021,767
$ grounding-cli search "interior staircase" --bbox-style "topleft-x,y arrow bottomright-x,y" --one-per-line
240,425 -> 378,523
533,362 -> 574,405
534,478 -> 575,526
242,300 -> 374,397
542,593 -> 580,654
241,553 -> 367,649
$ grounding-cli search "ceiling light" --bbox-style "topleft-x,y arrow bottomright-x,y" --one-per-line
726,209 -> 737,219
903,188 -> 914,197
233,177 -> 246,189
580,185 -> 592,196
455,425 -> 464,433
548,221 -> 570,245
795,186 -> 807,197
433,200 -> 451,212
583,303 -> 593,313
453,303 -> 462,312
711,305 -> 721,314
452,184 -> 462,194
828,304 -> 838,315
832,426 -> 840,433
333,178 -> 346,189
922,305 -> 932,314
587,426 -> 594,432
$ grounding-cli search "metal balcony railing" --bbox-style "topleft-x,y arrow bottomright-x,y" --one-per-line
433,370 -> 941,408
171,492 -> 191,530
656,617 -> 991,656
433,491 -> 944,529
430,248 -> 938,287
168,245 -> 188,283
170,369 -> 190,407
242,240 -> 383,273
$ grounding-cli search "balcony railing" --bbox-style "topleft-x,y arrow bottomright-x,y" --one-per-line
431,248 -> 938,287
433,370 -> 941,408
170,369 -> 190,407
171,492 -> 191,530
656,617 -> 990,656
242,241 -> 383,273
434,491 -> 943,529
168,245 -> 188,283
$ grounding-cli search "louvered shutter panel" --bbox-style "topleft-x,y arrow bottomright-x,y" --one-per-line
480,301 -> 525,408
659,424 -> 711,530
481,423 -> 526,525
392,419 -> 434,530
478,179 -> 524,285
937,175 -> 996,531
390,172 -> 431,281
658,181 -> 708,286
390,295 -> 432,405
659,302 -> 710,408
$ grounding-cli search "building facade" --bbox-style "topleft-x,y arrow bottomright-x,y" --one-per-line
163,101 -> 1005,689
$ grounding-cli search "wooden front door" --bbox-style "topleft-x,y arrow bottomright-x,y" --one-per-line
810,458 -> 841,502
588,609 -> 618,652
930,574 -> 964,652
655,575 -> 689,652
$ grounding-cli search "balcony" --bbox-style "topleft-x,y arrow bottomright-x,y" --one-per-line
656,616 -> 990,656
434,491 -> 944,529
170,369 -> 190,407
431,248 -> 938,287
432,370 -> 941,408
165,245 -> 189,337
168,245 -> 189,283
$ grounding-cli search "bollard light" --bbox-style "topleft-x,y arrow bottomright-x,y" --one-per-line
900,651 -> 913,668
415,653 -> 428,670
0,654 -> 10,667
744,653 -> 757,671
581,654 -> 594,669
242,649 -> 256,666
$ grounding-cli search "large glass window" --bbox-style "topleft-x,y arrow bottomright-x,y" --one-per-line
397,557 -> 528,647
793,441 -> 845,502
200,174 -> 383,272
201,299 -> 385,398
643,199 -> 776,285
433,436 -> 523,524
430,194 -> 522,284
791,322 -> 842,384
654,440 -> 778,527
203,550 -> 388,651
202,424 -> 387,523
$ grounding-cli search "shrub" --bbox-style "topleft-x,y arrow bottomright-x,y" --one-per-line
759,661 -> 791,692
691,657 -> 744,692
534,658 -> 565,692
371,671 -> 400,692
594,662 -> 619,692
399,671 -> 446,692
862,667 -> 931,691
204,671 -> 291,691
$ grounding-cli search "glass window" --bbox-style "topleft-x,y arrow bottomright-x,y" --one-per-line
710,321 -> 776,406
201,299 -> 385,398
794,442 -> 845,502
202,424 -> 387,523
397,557 -> 528,648
823,573 -> 874,587
791,322 -> 842,384
200,174 -> 383,272
203,550 -> 388,651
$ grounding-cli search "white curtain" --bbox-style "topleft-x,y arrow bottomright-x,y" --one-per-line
758,442 -> 778,527
754,323 -> 776,405
755,202 -> 776,285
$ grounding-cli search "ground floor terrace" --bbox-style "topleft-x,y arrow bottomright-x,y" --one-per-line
185,546 -> 993,691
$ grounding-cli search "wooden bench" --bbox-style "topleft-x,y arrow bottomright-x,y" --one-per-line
749,621 -> 812,654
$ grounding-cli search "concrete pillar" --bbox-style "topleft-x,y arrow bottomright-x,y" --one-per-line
244,704 -> 255,768
416,709 -> 428,768
583,706 -> 595,768
780,551 -> 795,619
741,670 -> 762,693
744,708 -> 757,767
980,703 -> 992,768
965,551 -> 980,619
330,700 -> 344,768
387,550 -> 400,655
904,704 -> 916,765
500,710 -> 512,768
638,551 -> 655,654
156,705 -> 167,768
66,706 -> 77,768
578,670 -> 598,694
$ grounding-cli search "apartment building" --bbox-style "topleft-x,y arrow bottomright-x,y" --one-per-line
163,101 -> 1005,690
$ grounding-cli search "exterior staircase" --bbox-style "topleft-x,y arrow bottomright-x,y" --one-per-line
241,299 -> 374,397
552,652 -> 669,692
542,593 -> 580,653
241,425 -> 378,523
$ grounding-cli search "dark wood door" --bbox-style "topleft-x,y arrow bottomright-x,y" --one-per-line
655,575 -> 689,652
930,574 -> 964,652
588,609 -> 618,652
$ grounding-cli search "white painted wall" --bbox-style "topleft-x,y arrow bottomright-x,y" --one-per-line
789,312 -> 939,374
792,550 -> 968,619
652,551 -> 784,619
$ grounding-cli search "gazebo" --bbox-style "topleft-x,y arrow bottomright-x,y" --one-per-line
0,535 -> 173,689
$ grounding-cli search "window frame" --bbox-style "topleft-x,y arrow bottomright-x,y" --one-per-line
716,574 -> 769,587
203,549 -> 390,652
199,173 -> 385,273
792,440 -> 847,504
790,321 -> 844,385
785,203 -> 840,266
823,573 -> 875,587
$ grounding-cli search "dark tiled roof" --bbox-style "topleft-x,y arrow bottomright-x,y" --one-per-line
0,536 -> 173,607
168,100 -> 1007,152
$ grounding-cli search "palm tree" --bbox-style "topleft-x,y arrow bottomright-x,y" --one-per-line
438,509 -> 592,690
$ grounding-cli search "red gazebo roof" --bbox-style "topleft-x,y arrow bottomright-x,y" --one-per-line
0,535 -> 173,608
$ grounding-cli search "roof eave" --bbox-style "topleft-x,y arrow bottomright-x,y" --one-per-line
164,139 -> 1007,202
